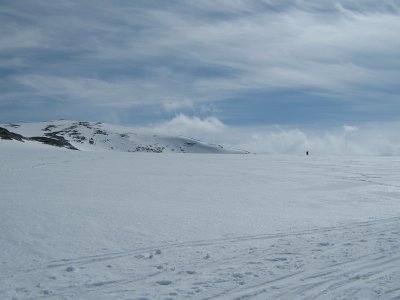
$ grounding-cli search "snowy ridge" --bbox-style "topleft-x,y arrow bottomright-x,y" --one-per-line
0,120 -> 248,154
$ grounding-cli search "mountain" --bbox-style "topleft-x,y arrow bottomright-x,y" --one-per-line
0,120 -> 248,154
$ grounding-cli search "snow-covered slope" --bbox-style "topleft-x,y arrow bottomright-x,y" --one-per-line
0,120 -> 248,154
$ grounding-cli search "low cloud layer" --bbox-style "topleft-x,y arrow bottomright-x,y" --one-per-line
150,114 -> 400,156
152,114 -> 226,136
240,124 -> 400,156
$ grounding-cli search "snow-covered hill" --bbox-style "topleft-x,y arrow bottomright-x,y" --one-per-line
0,120 -> 248,154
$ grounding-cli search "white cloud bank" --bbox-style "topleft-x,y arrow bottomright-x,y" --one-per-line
149,114 -> 400,156
147,113 -> 226,137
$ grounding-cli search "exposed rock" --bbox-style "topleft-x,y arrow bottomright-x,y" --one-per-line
30,136 -> 78,150
43,125 -> 58,131
6,124 -> 20,128
0,126 -> 78,150
0,127 -> 25,142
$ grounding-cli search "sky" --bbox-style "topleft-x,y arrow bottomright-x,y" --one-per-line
1,0 -> 400,154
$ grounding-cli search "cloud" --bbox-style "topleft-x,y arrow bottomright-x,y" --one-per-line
342,125 -> 358,133
162,98 -> 194,112
147,114 -> 400,156
235,122 -> 400,156
14,75 -> 155,107
0,1 -> 399,124
149,114 -> 226,137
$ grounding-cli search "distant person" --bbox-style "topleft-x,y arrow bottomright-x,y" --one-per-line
306,151 -> 309,156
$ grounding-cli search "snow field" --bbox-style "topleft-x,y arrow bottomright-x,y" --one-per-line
1,141 -> 400,299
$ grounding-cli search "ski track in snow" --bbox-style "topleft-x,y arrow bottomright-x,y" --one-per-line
1,144 -> 400,299
2,217 -> 400,299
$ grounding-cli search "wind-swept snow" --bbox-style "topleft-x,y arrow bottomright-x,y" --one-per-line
1,141 -> 400,299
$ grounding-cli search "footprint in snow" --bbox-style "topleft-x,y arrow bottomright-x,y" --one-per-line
232,273 -> 244,279
265,257 -> 288,262
318,242 -> 330,246
157,280 -> 172,286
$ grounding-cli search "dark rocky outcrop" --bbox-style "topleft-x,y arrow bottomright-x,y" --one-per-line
0,127 -> 25,141
30,136 -> 78,150
0,126 -> 78,150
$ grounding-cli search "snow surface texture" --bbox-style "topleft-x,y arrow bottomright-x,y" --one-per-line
1,141 -> 400,299
0,121 -> 248,154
